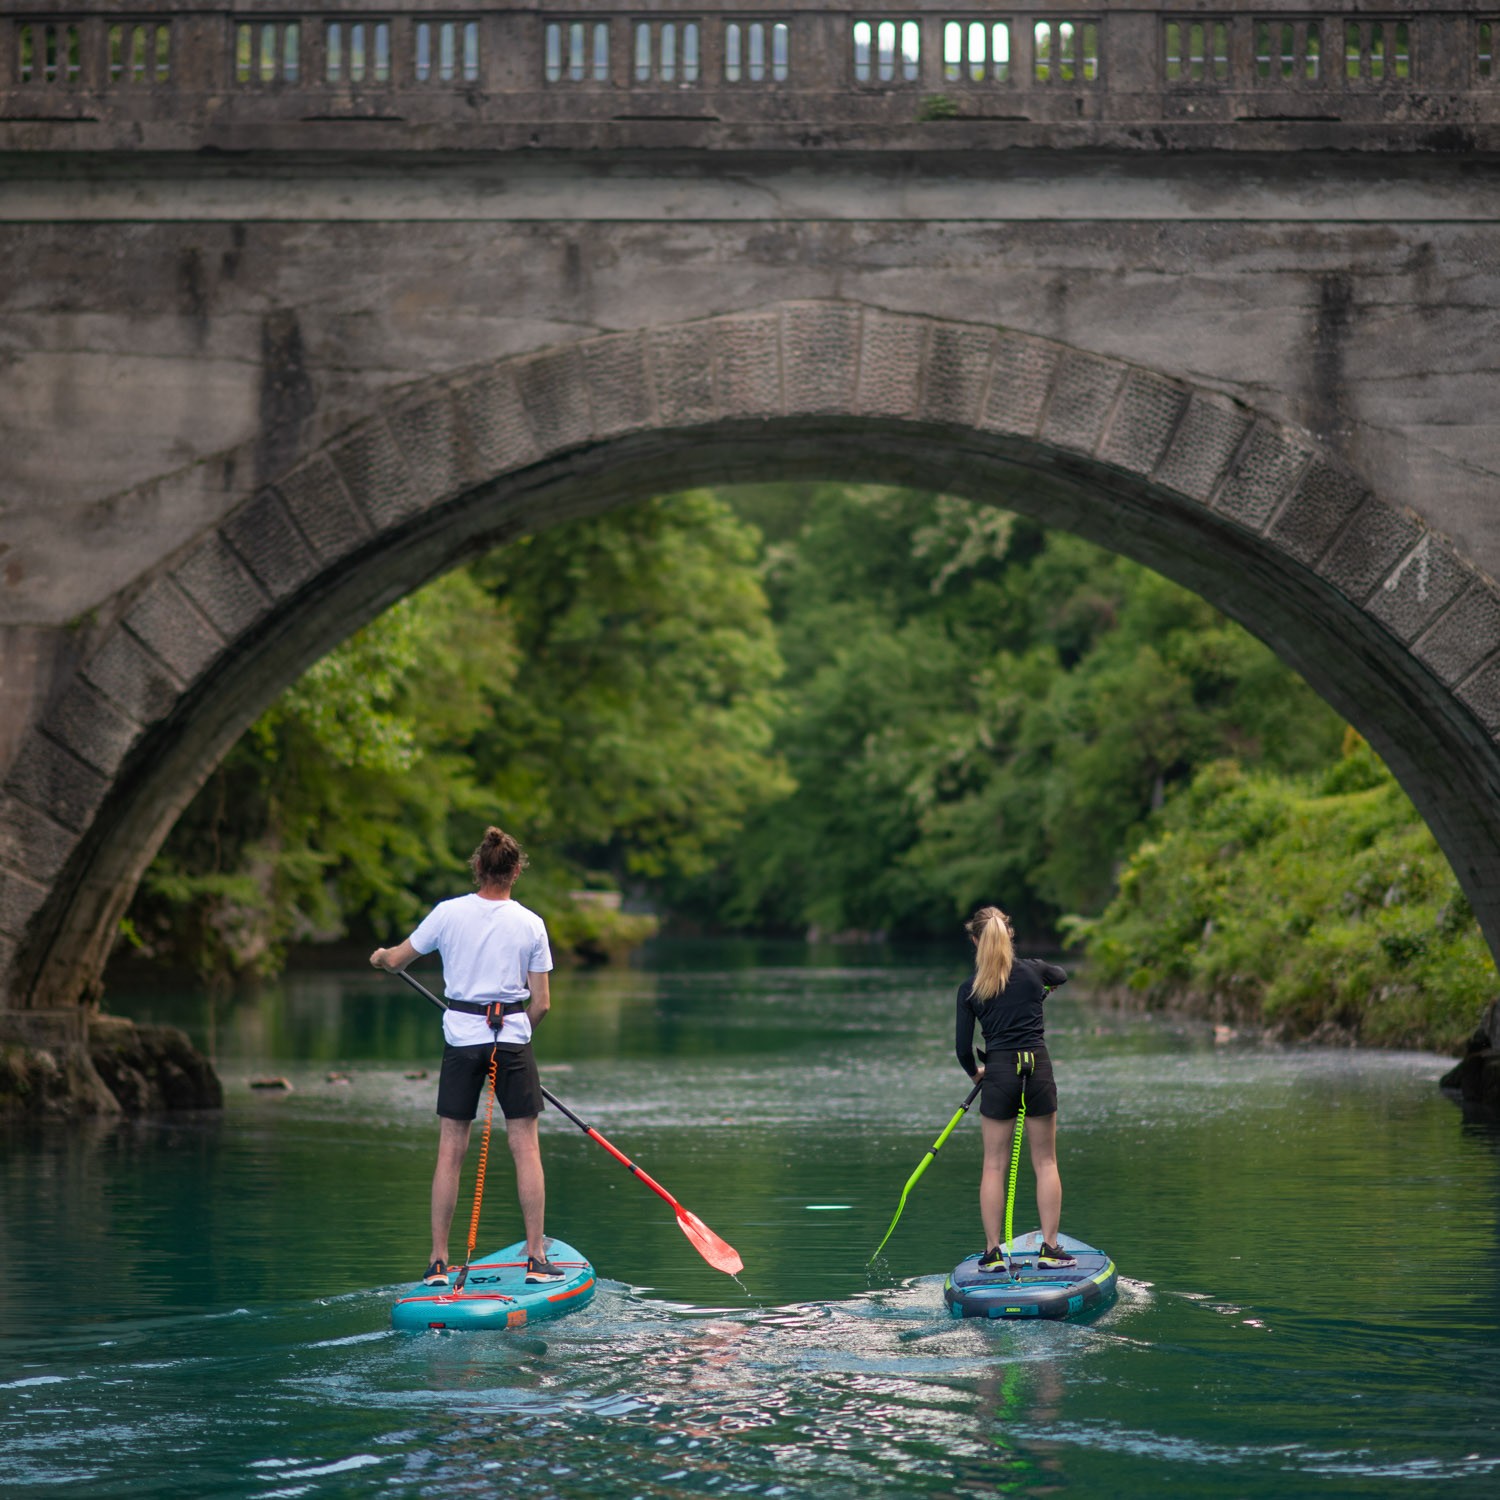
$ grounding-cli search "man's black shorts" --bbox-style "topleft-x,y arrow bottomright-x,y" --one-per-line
436,1041 -> 544,1122
979,1047 -> 1058,1121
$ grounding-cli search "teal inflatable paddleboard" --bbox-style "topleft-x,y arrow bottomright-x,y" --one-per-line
391,1238 -> 596,1331
945,1230 -> 1116,1320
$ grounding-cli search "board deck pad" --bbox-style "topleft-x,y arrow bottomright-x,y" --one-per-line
391,1237 -> 596,1332
945,1230 -> 1116,1320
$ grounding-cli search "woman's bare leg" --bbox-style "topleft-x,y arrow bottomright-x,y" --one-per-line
1026,1112 -> 1062,1246
979,1114 -> 1016,1251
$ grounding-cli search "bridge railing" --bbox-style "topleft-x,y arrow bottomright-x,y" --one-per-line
1,6 -> 1496,143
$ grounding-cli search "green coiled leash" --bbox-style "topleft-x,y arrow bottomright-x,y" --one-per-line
1002,1049 -> 1036,1267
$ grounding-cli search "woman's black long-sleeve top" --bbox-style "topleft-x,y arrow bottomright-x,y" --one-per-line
955,959 -> 1068,1078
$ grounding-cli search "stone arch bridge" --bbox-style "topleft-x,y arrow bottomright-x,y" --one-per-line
3,2 -> 1500,1097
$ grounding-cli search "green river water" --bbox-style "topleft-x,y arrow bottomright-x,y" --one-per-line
3,942 -> 1499,1497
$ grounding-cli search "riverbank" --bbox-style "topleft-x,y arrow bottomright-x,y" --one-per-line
1075,752 -> 1497,1056
0,1014 -> 222,1121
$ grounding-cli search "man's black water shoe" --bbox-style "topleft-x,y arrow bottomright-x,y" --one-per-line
525,1256 -> 565,1284
1037,1243 -> 1077,1268
977,1246 -> 1009,1273
423,1259 -> 450,1287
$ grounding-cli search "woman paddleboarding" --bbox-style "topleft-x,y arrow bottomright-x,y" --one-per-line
955,906 -> 1074,1273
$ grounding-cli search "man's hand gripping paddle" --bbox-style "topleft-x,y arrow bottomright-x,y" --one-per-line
869,1069 -> 983,1262
391,967 -> 744,1277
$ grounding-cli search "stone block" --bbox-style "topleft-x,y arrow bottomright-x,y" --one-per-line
0,864 -> 48,939
0,798 -> 76,883
981,334 -> 1058,439
714,312 -> 782,418
582,334 -> 653,439
452,366 -> 538,482
1366,533 -> 1473,643
388,390 -> 468,508
921,325 -> 993,426
515,348 -> 593,454
173,531 -> 273,639
857,313 -> 925,419
124,578 -> 223,685
1267,461 -> 1368,567
274,456 -> 370,567
2,735 -> 109,835
223,490 -> 319,601
783,304 -> 860,416
1041,352 -> 1124,455
650,324 -> 718,427
1155,394 -> 1252,503
1213,424 -> 1310,531
1415,584 -> 1500,686
1317,498 -> 1422,604
328,420 -> 422,527
44,679 -> 141,779
1458,658 -> 1500,736
1098,372 -> 1186,478
81,630 -> 181,725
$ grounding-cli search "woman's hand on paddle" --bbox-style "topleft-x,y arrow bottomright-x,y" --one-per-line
972,1066 -> 985,1083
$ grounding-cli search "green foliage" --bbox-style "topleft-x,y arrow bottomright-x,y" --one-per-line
698,486 -> 1343,939
126,492 -> 787,979
1080,740 -> 1496,1050
917,93 -> 962,121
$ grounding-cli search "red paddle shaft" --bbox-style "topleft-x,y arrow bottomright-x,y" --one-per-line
543,1088 -> 679,1204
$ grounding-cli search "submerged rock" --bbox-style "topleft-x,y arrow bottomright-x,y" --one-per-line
1439,997 -> 1500,1125
88,1014 -> 223,1114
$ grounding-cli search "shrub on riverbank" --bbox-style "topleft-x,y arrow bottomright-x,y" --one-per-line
1075,736 -> 1496,1052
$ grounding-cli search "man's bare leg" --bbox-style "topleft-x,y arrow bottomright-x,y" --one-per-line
431,1117 -> 472,1265
506,1114 -> 547,1261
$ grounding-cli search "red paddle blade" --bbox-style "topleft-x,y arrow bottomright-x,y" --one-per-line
675,1205 -> 743,1276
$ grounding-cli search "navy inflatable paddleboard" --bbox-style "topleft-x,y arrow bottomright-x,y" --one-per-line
945,1230 -> 1116,1320
391,1237 -> 596,1331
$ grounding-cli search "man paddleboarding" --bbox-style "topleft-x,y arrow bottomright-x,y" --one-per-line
370,826 -> 564,1287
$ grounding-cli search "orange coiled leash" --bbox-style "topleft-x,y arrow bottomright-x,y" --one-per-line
452,1043 -> 500,1294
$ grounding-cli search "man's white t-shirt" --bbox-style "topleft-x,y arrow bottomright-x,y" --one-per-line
408,893 -> 554,1048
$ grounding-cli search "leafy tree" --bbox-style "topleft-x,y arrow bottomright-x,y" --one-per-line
123,492 -> 789,978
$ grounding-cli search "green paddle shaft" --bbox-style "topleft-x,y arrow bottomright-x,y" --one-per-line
869,1081 -> 982,1261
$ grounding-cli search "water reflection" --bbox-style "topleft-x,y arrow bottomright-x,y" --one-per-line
3,947 -> 1499,1498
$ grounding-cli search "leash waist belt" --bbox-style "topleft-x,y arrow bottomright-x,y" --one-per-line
444,998 -> 529,1020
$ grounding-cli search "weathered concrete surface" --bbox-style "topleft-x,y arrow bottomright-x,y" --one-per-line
2,129 -> 1500,1074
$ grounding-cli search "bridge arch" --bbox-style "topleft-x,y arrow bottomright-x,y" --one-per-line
4,298 -> 1499,1017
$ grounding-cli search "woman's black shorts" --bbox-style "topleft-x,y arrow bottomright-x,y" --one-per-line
979,1047 -> 1058,1121
436,1042 -> 544,1122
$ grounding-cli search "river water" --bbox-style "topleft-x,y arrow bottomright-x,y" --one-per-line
3,943 -> 1499,1497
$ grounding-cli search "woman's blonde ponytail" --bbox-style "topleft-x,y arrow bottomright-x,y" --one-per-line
966,906 -> 1014,1001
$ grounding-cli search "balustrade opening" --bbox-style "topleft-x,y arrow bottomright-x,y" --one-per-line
852,19 -> 921,84
1254,19 -> 1323,83
17,23 -> 81,85
414,20 -> 479,84
943,21 -> 1011,84
235,21 -> 300,84
326,21 -> 392,85
1164,20 -> 1228,83
1033,20 -> 1099,85
634,21 -> 701,84
1345,20 -> 1411,82
545,20 -> 611,83
725,21 -> 789,82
